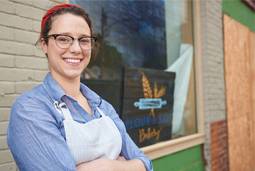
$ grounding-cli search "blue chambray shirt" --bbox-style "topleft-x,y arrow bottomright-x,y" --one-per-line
7,73 -> 153,171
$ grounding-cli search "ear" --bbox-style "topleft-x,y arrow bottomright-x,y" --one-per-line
40,38 -> 48,54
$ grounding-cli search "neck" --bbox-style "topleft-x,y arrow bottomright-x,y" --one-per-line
51,72 -> 81,99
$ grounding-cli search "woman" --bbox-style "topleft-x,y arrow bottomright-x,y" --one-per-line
7,3 -> 153,171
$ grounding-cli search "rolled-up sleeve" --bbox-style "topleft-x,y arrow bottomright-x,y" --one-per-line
7,97 -> 76,171
100,100 -> 153,171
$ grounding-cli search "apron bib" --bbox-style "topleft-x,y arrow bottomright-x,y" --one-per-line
55,102 -> 122,164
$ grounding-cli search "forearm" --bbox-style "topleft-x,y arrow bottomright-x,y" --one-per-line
76,158 -> 146,171
112,159 -> 146,171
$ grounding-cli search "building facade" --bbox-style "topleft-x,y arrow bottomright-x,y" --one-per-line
0,0 -> 254,171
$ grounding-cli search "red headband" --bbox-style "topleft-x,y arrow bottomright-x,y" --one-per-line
41,3 -> 81,33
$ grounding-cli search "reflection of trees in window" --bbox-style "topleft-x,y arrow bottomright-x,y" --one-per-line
76,0 -> 167,80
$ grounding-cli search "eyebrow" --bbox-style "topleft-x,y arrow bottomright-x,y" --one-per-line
56,32 -> 91,37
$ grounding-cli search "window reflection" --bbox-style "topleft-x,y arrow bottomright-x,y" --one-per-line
72,0 -> 197,146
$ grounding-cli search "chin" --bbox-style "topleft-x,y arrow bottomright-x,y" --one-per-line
64,71 -> 83,80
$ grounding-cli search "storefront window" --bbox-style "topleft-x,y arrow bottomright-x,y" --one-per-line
71,0 -> 196,147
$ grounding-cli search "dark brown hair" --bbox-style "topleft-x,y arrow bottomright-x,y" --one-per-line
39,5 -> 93,44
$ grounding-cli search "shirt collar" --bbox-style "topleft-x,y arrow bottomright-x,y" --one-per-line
43,72 -> 65,102
80,83 -> 102,108
43,72 -> 102,107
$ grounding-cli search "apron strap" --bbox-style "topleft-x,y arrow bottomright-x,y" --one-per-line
96,107 -> 106,117
54,101 -> 73,121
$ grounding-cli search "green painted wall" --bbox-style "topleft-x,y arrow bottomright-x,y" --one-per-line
152,145 -> 205,171
222,0 -> 255,32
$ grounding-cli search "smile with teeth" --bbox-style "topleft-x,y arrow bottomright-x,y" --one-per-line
64,58 -> 82,64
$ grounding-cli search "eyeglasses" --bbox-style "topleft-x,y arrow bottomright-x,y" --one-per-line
46,34 -> 97,50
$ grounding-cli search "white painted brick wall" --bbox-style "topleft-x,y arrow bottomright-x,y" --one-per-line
0,162 -> 16,171
15,81 -> 40,94
15,56 -> 48,70
0,0 -> 64,170
0,136 -> 8,150
0,150 -> 14,164
203,1 -> 226,116
0,122 -> 9,136
14,29 -> 39,44
0,40 -> 34,55
0,82 -> 15,95
0,54 -> 15,68
0,26 -> 15,41
199,0 -> 226,171
0,1 -> 16,14
0,108 -> 10,122
15,3 -> 45,20
0,13 -> 34,31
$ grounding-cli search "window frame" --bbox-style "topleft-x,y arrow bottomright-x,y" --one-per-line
141,0 -> 205,159
67,0 -> 205,159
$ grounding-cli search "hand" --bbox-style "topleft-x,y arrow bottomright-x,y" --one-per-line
117,155 -> 126,161
76,158 -> 114,171
76,157 -> 145,171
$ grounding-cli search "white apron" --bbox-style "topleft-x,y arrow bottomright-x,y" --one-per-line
54,102 -> 122,165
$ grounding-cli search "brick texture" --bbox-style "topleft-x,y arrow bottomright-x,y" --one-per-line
0,136 -> 8,150
0,162 -> 16,171
210,120 -> 229,171
0,0 -> 61,170
199,1 -> 227,171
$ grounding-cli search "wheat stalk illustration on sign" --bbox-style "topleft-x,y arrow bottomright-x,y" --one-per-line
140,72 -> 166,117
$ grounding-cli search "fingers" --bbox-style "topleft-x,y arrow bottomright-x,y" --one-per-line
117,156 -> 126,161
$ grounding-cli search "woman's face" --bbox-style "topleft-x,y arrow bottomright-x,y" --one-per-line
41,13 -> 91,80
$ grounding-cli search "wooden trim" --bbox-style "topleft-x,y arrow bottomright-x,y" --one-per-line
142,133 -> 205,159
193,0 -> 205,135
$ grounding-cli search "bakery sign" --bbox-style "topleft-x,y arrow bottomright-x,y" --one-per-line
122,67 -> 175,147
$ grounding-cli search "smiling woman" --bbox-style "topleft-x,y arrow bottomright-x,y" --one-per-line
41,13 -> 92,81
7,3 -> 153,171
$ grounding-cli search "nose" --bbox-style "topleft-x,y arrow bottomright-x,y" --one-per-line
69,39 -> 82,53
